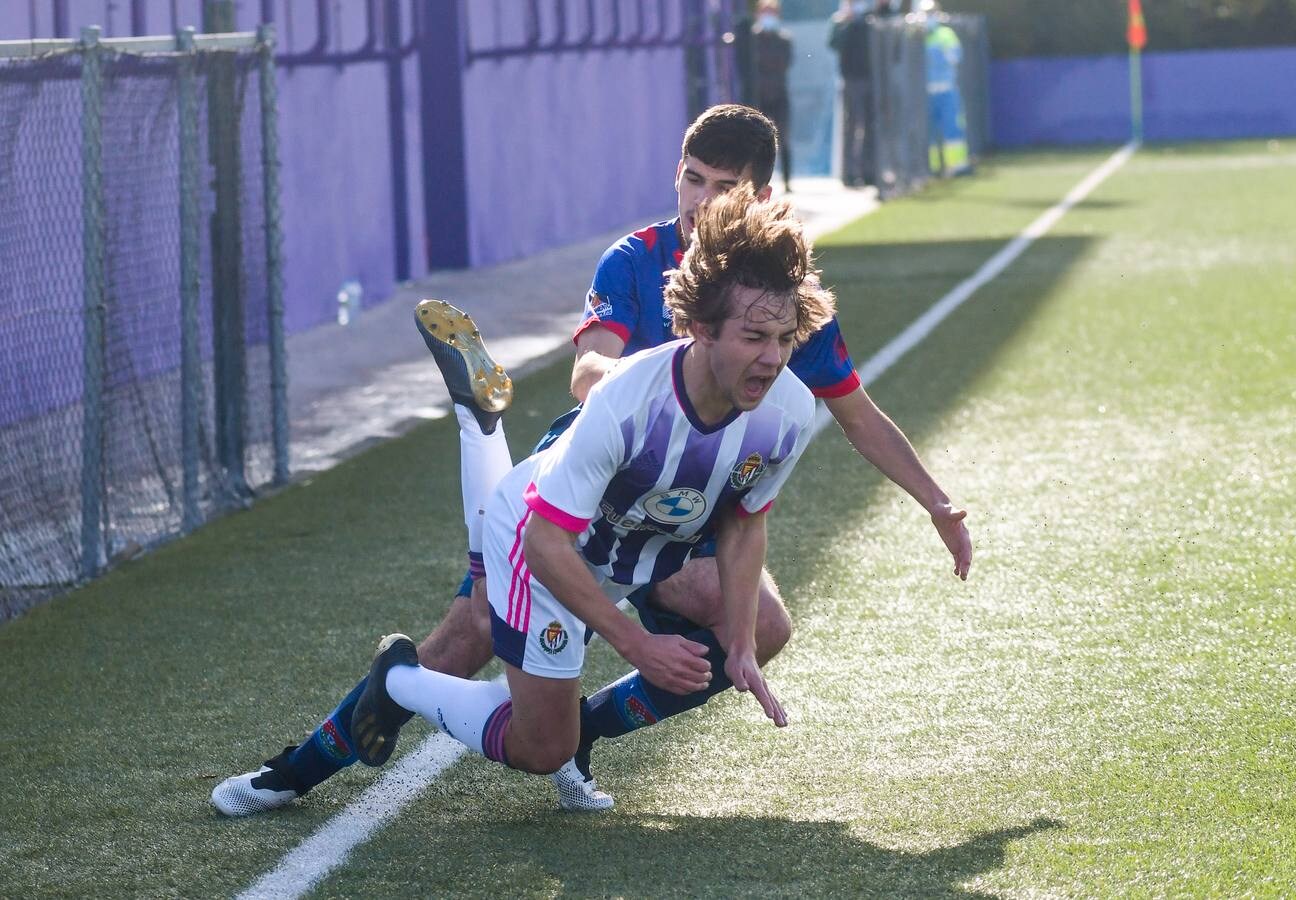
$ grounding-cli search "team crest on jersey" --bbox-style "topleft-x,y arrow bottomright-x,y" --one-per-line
318,718 -> 352,761
624,695 -> 658,728
586,290 -> 613,320
538,620 -> 569,655
729,452 -> 768,489
643,487 -> 707,526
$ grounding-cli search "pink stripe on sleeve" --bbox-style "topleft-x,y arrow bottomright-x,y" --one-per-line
524,482 -> 592,533
738,499 -> 773,518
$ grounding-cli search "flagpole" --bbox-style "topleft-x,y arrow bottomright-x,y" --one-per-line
1129,45 -> 1143,144
1127,0 -> 1146,145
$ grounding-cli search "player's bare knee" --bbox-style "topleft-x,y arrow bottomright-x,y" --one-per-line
507,738 -> 577,775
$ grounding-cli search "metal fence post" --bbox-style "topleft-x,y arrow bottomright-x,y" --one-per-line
258,23 -> 289,487
177,26 -> 202,530
383,0 -> 411,282
205,0 -> 250,502
79,25 -> 105,578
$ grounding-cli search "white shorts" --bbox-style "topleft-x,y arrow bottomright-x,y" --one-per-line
483,459 -> 634,679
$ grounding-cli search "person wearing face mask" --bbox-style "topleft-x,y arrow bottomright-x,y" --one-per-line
829,0 -> 878,188
751,1 -> 794,193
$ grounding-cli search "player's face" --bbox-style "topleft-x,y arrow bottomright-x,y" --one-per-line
697,284 -> 798,412
675,157 -> 773,243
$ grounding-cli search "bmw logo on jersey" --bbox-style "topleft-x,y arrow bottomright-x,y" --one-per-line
643,487 -> 707,526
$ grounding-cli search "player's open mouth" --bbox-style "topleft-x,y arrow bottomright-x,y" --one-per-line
743,376 -> 770,400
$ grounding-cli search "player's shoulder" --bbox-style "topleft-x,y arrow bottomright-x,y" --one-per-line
604,220 -> 678,259
588,340 -> 680,399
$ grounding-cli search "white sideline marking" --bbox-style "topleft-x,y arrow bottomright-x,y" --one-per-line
813,140 -> 1137,436
239,143 -> 1136,900
235,725 -> 472,900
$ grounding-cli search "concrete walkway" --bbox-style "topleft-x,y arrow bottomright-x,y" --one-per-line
285,178 -> 878,475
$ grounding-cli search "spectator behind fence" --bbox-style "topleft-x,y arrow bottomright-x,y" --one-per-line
733,2 -> 756,105
751,1 -> 794,193
829,0 -> 876,189
919,0 -> 972,176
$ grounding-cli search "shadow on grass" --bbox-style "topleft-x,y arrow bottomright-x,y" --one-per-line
435,813 -> 1064,898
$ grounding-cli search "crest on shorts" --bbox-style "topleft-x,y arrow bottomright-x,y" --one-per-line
729,452 -> 767,489
538,620 -> 569,655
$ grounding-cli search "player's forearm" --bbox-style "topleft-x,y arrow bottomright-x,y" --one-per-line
827,391 -> 951,513
523,521 -> 642,654
715,513 -> 768,656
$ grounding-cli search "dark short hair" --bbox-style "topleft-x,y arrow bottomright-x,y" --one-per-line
665,184 -> 836,344
681,104 -> 778,190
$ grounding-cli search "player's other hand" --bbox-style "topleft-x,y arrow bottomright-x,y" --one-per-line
629,633 -> 711,695
930,503 -> 972,581
726,651 -> 787,727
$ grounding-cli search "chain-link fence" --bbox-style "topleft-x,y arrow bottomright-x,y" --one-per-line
0,26 -> 287,619
866,13 -> 990,200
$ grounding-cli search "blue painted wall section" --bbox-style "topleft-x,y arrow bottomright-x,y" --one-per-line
992,46 -> 1296,147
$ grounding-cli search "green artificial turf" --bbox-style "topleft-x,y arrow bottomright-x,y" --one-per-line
2,141 -> 1292,898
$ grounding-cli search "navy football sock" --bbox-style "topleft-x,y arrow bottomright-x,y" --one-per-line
282,674 -> 411,792
580,628 -> 732,747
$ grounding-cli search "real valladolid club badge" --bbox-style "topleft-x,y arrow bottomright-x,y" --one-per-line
729,451 -> 767,490
538,620 -> 569,655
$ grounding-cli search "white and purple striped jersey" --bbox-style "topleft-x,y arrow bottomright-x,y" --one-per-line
523,340 -> 816,587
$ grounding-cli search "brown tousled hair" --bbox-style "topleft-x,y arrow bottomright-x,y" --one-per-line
664,184 -> 836,343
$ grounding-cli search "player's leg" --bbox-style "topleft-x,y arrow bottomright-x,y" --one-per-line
211,300 -> 511,816
209,580 -> 492,817
578,557 -> 790,747
353,634 -> 580,774
416,576 -> 493,672
547,557 -> 790,811
353,483 -> 588,774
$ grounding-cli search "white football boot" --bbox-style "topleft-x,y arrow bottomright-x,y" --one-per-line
550,758 -> 615,812
211,765 -> 300,817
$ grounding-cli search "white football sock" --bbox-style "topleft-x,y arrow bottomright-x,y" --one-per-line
386,665 -> 510,756
455,405 -> 514,555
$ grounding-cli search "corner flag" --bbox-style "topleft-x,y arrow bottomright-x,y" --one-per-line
1127,0 -> 1147,51
1127,0 -> 1146,142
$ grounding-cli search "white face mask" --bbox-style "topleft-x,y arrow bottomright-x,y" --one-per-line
851,1 -> 868,14
758,12 -> 780,28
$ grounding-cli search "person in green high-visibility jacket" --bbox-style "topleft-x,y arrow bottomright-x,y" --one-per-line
919,0 -> 971,177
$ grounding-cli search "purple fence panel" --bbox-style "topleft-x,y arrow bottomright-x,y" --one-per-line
1144,46 -> 1296,142
459,1 -> 690,268
991,55 -> 1131,147
461,47 -> 688,267
992,46 -> 1296,148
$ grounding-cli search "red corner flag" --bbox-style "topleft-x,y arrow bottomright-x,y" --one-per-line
1127,0 -> 1147,51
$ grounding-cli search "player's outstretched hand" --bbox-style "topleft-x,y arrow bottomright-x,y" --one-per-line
629,633 -> 712,695
726,651 -> 787,727
930,503 -> 972,581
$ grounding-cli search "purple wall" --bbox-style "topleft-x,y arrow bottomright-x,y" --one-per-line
2,0 -> 696,332
458,3 -> 689,268
992,46 -> 1296,147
